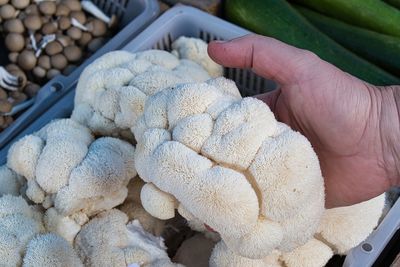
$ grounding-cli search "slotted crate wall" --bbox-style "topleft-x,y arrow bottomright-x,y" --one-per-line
129,26 -> 276,97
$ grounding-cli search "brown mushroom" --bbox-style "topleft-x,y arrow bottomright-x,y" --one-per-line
47,69 -> 60,79
86,19 -> 106,37
39,1 -> 56,15
3,18 -> 24,33
4,116 -> 14,127
50,54 -> 68,70
0,4 -> 16,20
32,66 -> 47,78
17,50 -> 37,71
23,14 -> 42,31
45,41 -> 63,56
78,32 -> 92,46
24,83 -> 40,98
0,100 -> 12,113
25,4 -> 39,15
5,33 -> 25,52
5,63 -> 21,72
42,21 -> 58,34
88,37 -> 105,52
1,117 -> 12,129
66,26 -> 82,40
0,89 -> 7,100
38,55 -> 51,70
24,36 -> 33,49
40,15 -> 50,24
15,12 -> 23,22
58,16 -> 71,30
57,35 -> 73,47
63,45 -> 82,62
55,29 -> 64,36
62,64 -> 77,75
0,0 -> 9,6
70,10 -> 86,24
6,64 -> 27,87
8,52 -> 19,63
55,4 -> 70,16
9,91 -> 27,104
62,0 -> 81,11
11,0 -> 29,9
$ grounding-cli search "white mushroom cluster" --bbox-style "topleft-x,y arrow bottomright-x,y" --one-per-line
208,194 -> 385,267
134,77 -> 326,260
0,195 -> 83,267
75,209 -> 182,267
71,37 -> 223,141
0,37 -> 388,267
6,118 -> 136,243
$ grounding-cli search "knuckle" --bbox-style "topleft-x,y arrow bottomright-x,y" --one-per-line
292,50 -> 321,80
294,50 -> 321,69
298,50 -> 320,63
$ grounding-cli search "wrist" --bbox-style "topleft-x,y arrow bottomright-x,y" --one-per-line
378,85 -> 400,187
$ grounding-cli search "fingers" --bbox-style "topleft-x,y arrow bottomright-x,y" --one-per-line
208,34 -> 321,86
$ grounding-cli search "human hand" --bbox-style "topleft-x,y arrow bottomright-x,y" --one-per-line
208,34 -> 400,208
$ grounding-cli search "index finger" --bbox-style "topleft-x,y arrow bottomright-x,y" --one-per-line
207,34 -> 319,86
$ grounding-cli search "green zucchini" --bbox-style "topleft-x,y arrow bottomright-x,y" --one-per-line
291,0 -> 400,37
224,0 -> 400,85
296,5 -> 400,76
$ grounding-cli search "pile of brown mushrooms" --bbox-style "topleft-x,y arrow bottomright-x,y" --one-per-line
0,0 -> 117,131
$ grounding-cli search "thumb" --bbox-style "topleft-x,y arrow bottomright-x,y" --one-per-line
208,34 -> 321,86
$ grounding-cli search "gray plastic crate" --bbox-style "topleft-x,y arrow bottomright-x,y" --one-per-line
0,0 -> 159,149
343,196 -> 400,267
1,6 -> 396,266
122,5 -> 276,96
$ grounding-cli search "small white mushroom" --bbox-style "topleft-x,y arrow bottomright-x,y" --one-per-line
81,0 -> 116,27
35,34 -> 56,57
29,31 -> 38,51
70,17 -> 88,31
